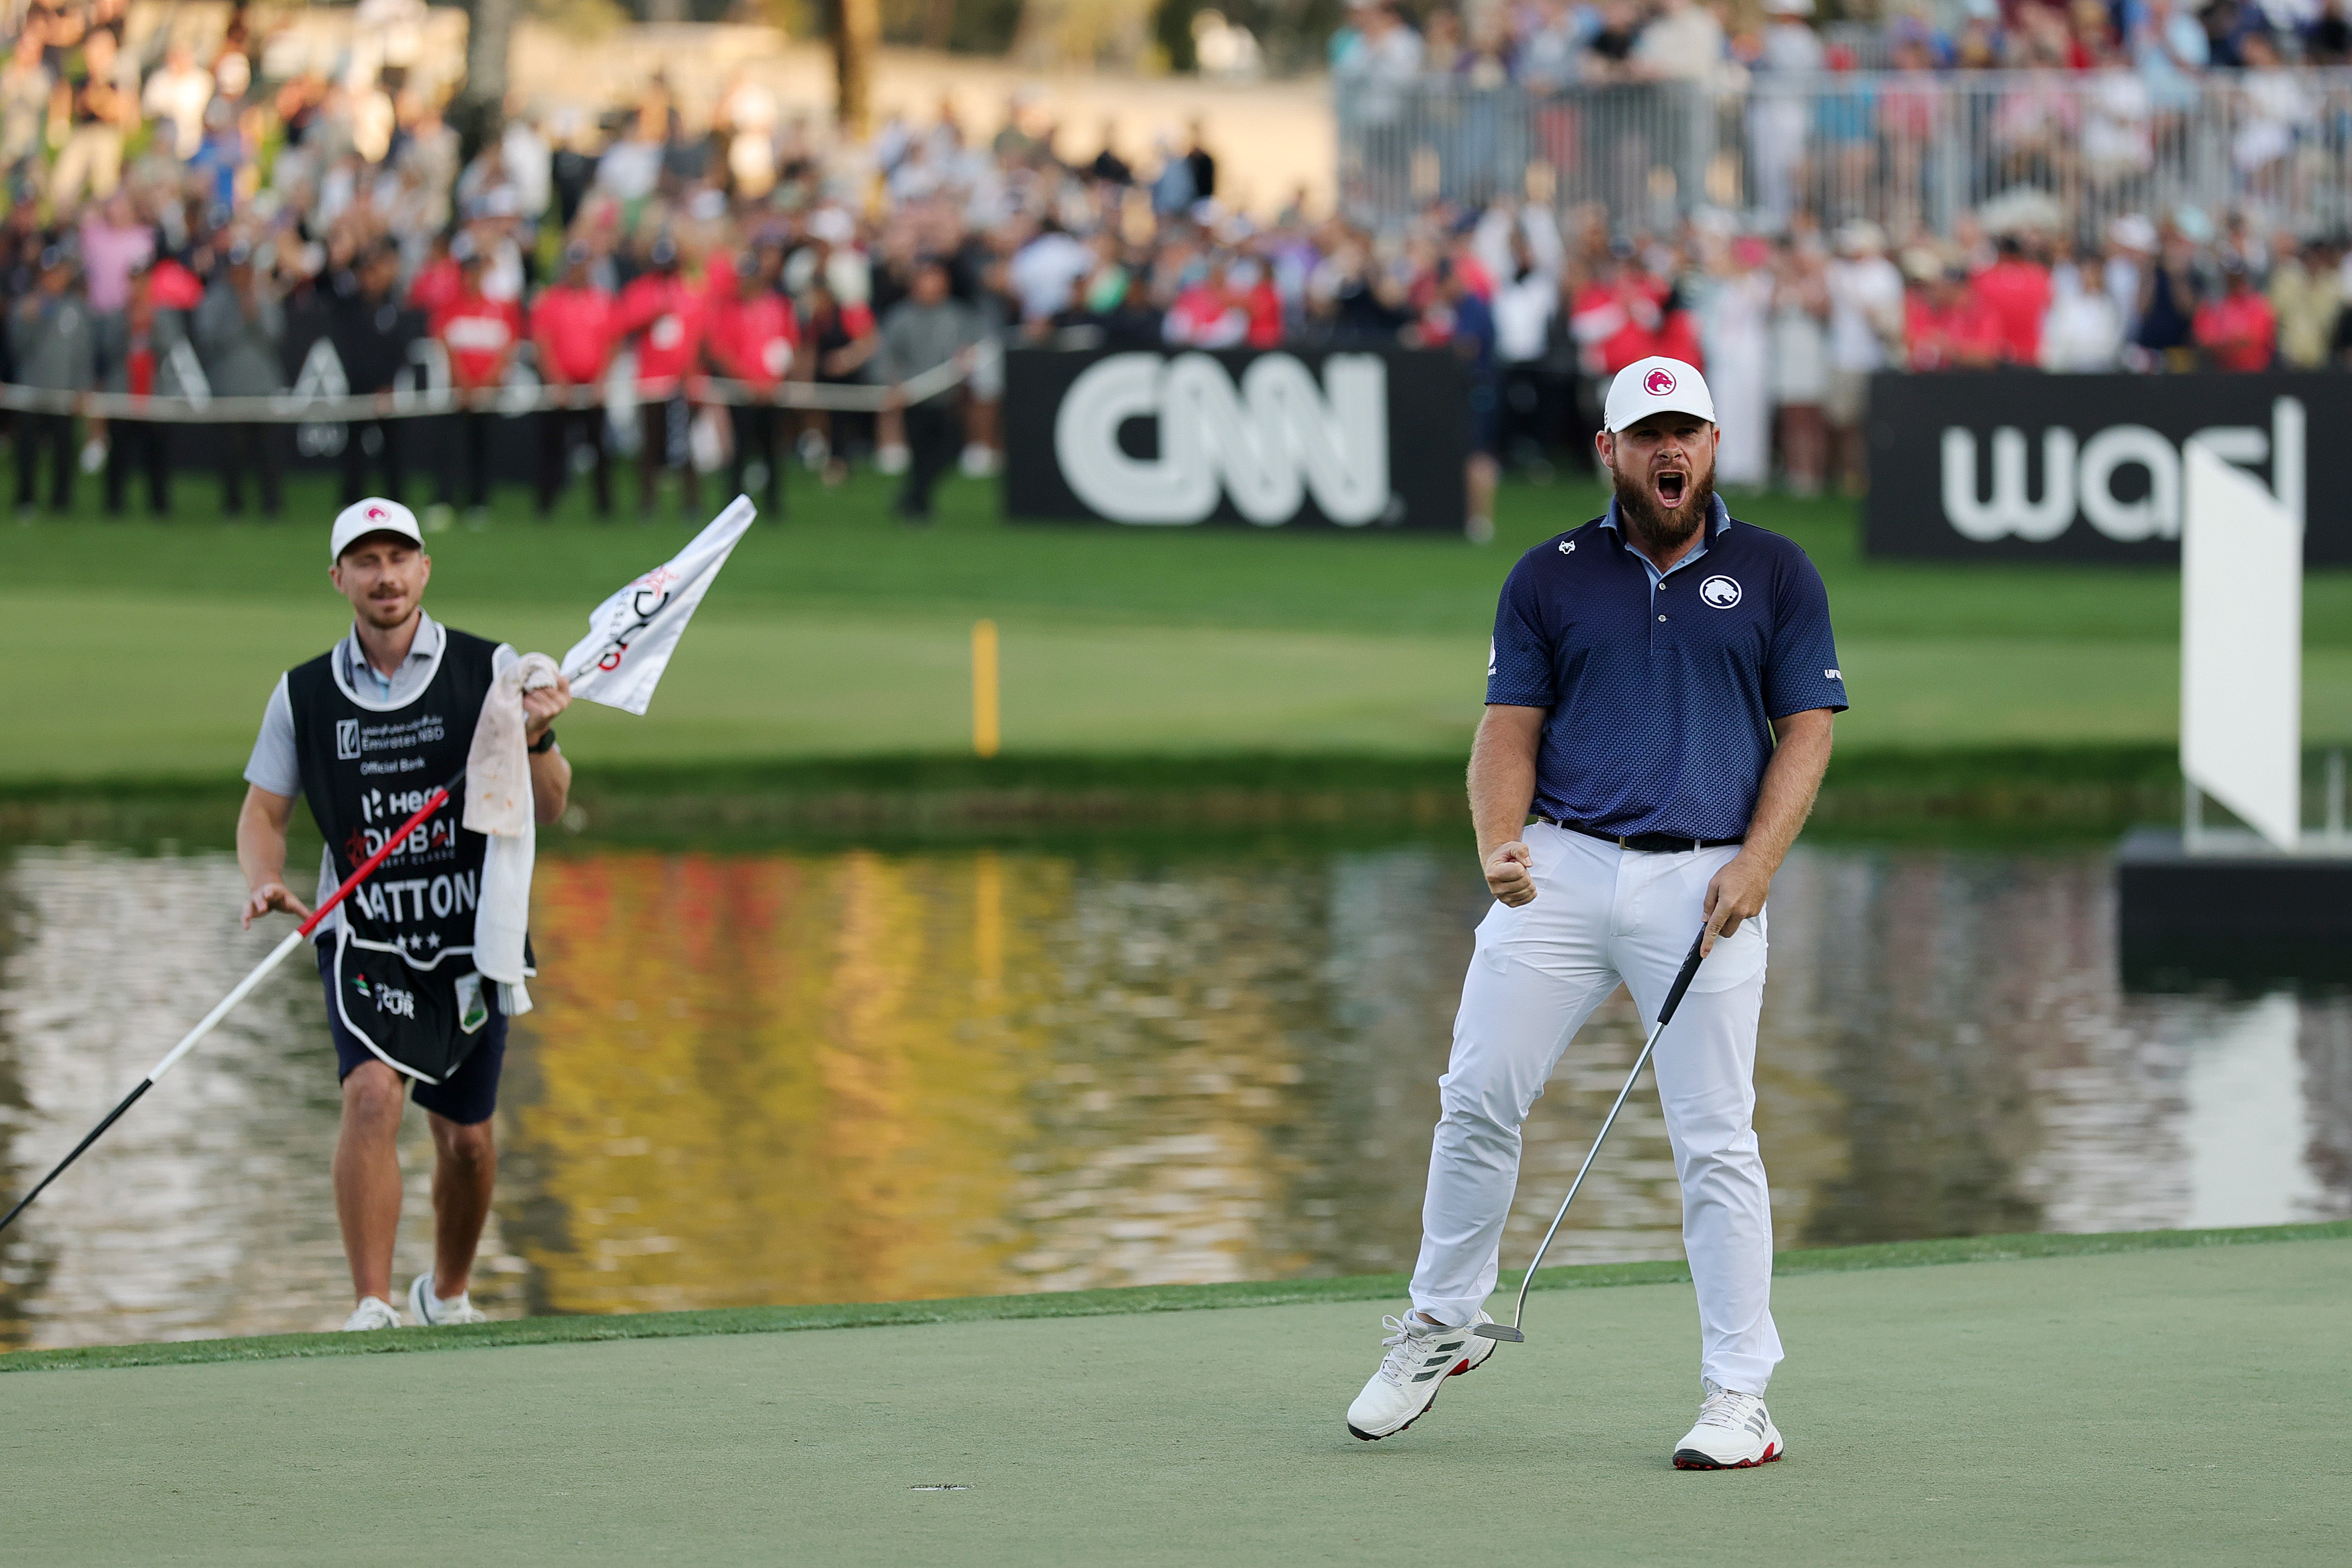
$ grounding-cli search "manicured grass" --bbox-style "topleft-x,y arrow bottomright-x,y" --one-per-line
2,1231 -> 2344,1565
5,1220 -> 2340,1375
5,467 -> 2351,785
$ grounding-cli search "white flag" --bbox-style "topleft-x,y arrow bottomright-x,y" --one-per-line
560,495 -> 756,714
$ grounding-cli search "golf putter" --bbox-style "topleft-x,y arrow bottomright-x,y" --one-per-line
1475,922 -> 1714,1344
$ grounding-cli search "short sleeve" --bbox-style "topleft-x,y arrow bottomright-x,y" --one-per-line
1763,548 -> 1848,718
242,675 -> 302,798
1484,555 -> 1557,708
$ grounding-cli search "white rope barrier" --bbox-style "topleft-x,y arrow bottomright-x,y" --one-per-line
0,355 -> 974,423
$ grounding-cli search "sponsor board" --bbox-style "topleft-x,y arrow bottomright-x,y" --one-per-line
1863,372 -> 2350,563
1003,347 -> 1470,531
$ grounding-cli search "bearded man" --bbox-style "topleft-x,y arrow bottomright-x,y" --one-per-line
1343,357 -> 1847,1468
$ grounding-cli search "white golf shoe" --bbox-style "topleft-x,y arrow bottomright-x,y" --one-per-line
1672,1380 -> 1785,1469
407,1271 -> 489,1327
1345,1310 -> 1498,1440
341,1296 -> 402,1331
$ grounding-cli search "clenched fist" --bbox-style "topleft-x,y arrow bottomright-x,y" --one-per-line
1484,840 -> 1537,907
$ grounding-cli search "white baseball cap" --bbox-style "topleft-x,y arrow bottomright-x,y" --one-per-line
330,497 -> 424,562
1603,356 -> 1716,433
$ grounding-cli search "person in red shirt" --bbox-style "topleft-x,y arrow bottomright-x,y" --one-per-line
429,234 -> 524,516
531,242 -> 614,515
407,232 -> 464,320
1905,266 -> 2004,369
704,246 -> 798,515
1970,235 -> 2052,365
1569,252 -> 1677,376
1232,258 -> 1283,349
2193,259 -> 2279,372
615,233 -> 706,517
145,253 -> 205,311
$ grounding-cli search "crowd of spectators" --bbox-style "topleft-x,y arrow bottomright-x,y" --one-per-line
1329,0 -> 2352,91
1463,198 -> 2352,496
7,0 -> 2352,523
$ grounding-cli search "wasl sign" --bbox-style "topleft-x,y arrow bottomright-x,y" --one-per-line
1939,395 -> 2304,542
1052,352 -> 1390,526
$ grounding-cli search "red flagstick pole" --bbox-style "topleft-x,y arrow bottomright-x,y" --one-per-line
0,766 -> 467,1236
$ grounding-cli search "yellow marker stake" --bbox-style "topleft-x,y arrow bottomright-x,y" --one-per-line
972,619 -> 1000,758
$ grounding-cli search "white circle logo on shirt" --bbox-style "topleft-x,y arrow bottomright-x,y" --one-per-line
1700,575 -> 1742,608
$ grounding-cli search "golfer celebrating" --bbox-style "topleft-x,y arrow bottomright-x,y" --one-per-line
237,499 -> 572,1332
1346,357 -> 1844,1467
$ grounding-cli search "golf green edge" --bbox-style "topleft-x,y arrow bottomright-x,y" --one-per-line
7,1219 -> 2344,1376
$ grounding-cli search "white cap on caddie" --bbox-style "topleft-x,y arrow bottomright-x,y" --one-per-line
329,497 -> 423,562
1603,356 -> 1716,433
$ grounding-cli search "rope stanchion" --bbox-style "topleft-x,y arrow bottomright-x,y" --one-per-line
0,353 -> 976,424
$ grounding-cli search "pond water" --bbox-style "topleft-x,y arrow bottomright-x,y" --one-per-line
2,832 -> 2346,1350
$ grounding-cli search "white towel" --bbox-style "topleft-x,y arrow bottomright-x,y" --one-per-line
465,652 -> 561,1015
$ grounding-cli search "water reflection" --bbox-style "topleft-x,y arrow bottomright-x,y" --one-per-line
2,836 -> 2346,1350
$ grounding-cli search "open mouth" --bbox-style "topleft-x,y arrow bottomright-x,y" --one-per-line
1654,470 -> 1688,510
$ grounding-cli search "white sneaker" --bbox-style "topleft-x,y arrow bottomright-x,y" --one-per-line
1345,1309 -> 1498,1440
1673,1380 -> 1785,1469
407,1270 -> 489,1327
342,1296 -> 403,1332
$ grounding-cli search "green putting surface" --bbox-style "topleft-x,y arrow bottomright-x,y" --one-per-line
5,1235 -> 2344,1565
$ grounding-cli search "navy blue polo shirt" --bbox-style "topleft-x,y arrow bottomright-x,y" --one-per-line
1484,496 -> 1848,841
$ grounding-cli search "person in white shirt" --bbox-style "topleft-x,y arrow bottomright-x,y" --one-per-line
1633,0 -> 1725,81
141,45 -> 213,161
1822,221 -> 1903,494
2041,240 -> 2125,371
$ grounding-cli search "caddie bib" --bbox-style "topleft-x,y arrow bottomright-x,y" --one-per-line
287,627 -> 525,1084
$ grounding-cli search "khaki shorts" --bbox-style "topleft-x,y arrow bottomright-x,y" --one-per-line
1824,368 -> 1871,429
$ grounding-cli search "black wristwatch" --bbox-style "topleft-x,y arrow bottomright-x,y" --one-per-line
529,728 -> 558,755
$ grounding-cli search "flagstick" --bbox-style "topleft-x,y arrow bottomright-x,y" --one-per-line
0,766 -> 466,1237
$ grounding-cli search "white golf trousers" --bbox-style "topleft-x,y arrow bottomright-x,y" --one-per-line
1410,822 -> 1784,1395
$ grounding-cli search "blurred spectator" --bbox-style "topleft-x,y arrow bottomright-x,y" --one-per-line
0,29 -> 52,194
1633,0 -> 1725,82
2194,256 -> 2279,368
802,277 -> 880,486
330,242 -> 423,506
140,43 -> 209,160
1905,257 -> 2004,370
1770,239 -> 1829,496
2269,235 -> 2343,368
532,243 -> 614,515
877,256 -> 978,523
617,234 -> 704,517
1974,236 -> 2054,365
77,190 -> 150,312
707,246 -> 799,514
1823,221 -> 1902,492
49,23 -> 133,206
92,257 -> 190,514
2040,239 -> 2126,370
431,236 -> 522,517
1702,235 -> 1774,488
1424,255 -> 1499,540
2134,227 -> 2205,370
10,246 -> 93,512
191,240 -> 284,516
1748,0 -> 1823,230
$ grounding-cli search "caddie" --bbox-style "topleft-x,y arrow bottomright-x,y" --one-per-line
1345,357 -> 1845,1467
236,498 -> 573,1331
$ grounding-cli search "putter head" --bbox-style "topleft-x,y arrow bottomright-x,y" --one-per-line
1473,1323 -> 1524,1342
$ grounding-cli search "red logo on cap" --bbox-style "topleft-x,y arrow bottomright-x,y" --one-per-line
367,505 -> 387,521
1644,368 -> 1677,395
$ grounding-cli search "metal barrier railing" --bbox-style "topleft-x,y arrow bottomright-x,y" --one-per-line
1335,68 -> 2352,238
